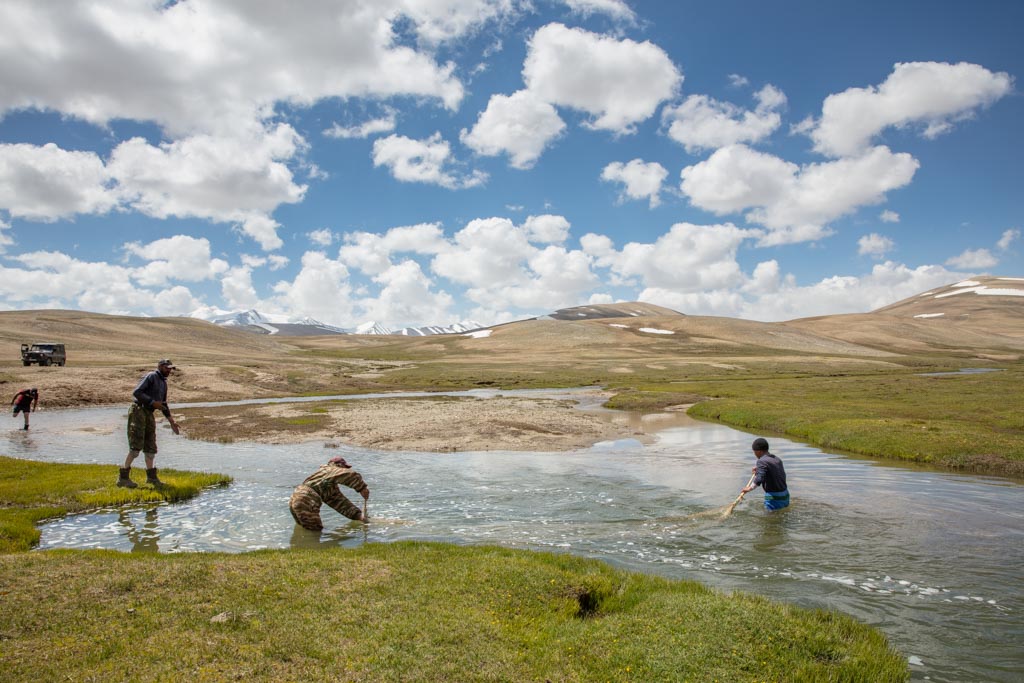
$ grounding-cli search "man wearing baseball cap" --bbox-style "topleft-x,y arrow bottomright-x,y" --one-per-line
289,456 -> 370,530
740,437 -> 790,510
117,359 -> 180,488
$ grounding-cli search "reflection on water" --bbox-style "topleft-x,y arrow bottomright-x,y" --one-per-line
917,367 -> 1003,376
118,506 -> 160,553
5,389 -> 1023,683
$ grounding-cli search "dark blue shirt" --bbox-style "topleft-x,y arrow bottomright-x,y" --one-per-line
133,370 -> 170,417
753,453 -> 787,493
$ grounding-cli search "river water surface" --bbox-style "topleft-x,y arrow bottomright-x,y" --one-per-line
6,389 -> 1022,682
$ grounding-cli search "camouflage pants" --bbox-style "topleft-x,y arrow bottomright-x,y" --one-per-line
289,484 -> 361,531
127,403 -> 157,454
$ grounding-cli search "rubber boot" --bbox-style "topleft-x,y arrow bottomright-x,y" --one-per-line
146,467 -> 163,487
117,467 -> 138,488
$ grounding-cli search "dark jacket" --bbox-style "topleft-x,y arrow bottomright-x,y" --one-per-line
753,453 -> 787,493
133,371 -> 170,417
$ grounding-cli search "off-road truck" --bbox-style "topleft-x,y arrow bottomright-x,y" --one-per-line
21,342 -> 66,366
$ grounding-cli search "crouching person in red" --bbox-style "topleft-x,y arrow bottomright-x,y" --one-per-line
289,456 -> 369,530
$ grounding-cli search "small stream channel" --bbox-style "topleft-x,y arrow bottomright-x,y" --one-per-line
5,388 -> 1022,682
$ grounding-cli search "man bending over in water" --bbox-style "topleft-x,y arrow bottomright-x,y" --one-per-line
289,456 -> 370,530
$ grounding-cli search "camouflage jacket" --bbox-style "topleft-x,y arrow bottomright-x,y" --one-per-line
300,464 -> 367,500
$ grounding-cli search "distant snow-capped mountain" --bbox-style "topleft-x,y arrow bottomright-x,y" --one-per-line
355,321 -> 393,335
193,309 -> 485,337
395,321 -> 485,336
206,309 -> 282,326
193,309 -> 347,335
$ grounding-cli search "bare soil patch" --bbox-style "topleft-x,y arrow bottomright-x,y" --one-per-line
176,394 -> 651,452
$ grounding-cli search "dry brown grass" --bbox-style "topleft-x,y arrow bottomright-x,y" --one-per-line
786,276 -> 1024,358
1,292 -> 1021,412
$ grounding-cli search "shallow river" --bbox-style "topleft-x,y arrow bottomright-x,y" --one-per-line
5,389 -> 1022,682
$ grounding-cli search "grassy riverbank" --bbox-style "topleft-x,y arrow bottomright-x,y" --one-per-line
607,365 -> 1024,477
0,456 -> 231,552
0,456 -> 908,681
0,544 -> 907,682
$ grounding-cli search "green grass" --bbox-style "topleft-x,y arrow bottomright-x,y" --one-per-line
0,456 -> 231,552
0,542 -> 908,682
609,366 -> 1024,476
0,455 -> 907,681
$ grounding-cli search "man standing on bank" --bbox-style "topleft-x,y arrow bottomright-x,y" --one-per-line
741,437 -> 790,510
117,359 -> 180,488
290,456 -> 369,531
11,387 -> 38,430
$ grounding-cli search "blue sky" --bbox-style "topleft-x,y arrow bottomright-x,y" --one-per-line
0,0 -> 1020,329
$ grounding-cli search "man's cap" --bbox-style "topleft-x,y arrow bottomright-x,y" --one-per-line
157,359 -> 176,368
328,456 -> 350,468
752,437 -> 769,451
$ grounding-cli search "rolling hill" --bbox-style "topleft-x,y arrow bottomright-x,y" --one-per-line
785,276 -> 1024,358
0,309 -> 295,366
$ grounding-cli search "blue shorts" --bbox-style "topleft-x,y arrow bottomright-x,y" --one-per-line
764,490 -> 790,510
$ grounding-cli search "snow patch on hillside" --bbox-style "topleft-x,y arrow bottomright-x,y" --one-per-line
935,284 -> 1024,299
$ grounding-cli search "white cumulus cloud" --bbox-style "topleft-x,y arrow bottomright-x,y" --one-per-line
108,125 -> 308,250
739,262 -> 965,321
680,144 -> 919,245
523,23 -> 682,133
324,110 -> 397,139
357,260 -> 454,328
946,248 -> 997,270
601,159 -> 668,207
880,210 -> 900,223
0,0 -> 469,137
0,143 -> 118,220
663,85 -> 786,153
1,250 -> 197,316
373,132 -> 487,189
431,217 -> 534,287
271,250 -> 353,326
808,61 -> 1013,157
461,90 -> 566,169
124,235 -> 230,286
858,233 -> 895,258
309,229 -> 335,246
220,265 -> 260,311
583,222 -> 754,292
997,228 -> 1020,251
728,74 -> 750,88
340,223 -> 448,275
561,0 -> 636,23
522,214 -> 571,243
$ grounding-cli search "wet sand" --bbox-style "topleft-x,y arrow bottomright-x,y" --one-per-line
175,393 -> 692,452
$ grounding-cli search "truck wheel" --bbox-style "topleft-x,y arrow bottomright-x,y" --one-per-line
41,358 -> 50,367
22,361 -> 29,366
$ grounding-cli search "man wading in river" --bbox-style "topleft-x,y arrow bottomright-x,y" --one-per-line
117,359 -> 180,488
11,387 -> 38,430
290,456 -> 369,530
741,437 -> 790,510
